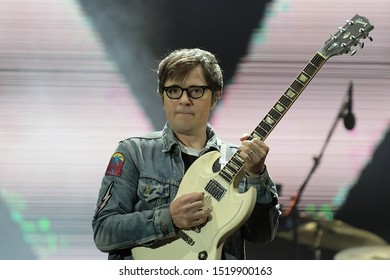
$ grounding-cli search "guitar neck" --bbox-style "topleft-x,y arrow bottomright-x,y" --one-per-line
251,53 -> 328,141
219,52 -> 328,185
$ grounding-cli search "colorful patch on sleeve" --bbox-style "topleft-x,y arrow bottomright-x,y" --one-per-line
105,152 -> 125,177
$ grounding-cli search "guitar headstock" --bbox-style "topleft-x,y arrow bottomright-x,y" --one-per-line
320,14 -> 374,58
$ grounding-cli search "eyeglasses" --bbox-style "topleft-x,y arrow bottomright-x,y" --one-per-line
163,86 -> 209,99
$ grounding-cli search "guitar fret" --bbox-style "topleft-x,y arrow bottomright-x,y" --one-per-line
255,128 -> 268,139
312,54 -> 326,68
231,155 -> 244,167
269,107 -> 282,121
295,77 -> 305,86
251,130 -> 268,140
297,72 -> 310,84
223,168 -> 235,178
301,70 -> 310,78
280,95 -> 293,108
303,62 -> 318,77
291,80 -> 304,93
219,170 -> 232,182
228,155 -> 241,168
253,119 -> 274,140
225,163 -> 238,174
257,129 -> 268,138
260,120 -> 272,132
275,102 -> 286,113
229,160 -> 241,170
265,116 -> 275,126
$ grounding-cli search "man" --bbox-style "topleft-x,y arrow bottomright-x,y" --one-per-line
92,48 -> 280,260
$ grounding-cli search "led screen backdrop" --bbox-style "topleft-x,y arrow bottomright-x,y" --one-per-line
0,0 -> 389,259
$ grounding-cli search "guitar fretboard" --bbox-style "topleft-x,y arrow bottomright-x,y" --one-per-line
219,53 -> 328,185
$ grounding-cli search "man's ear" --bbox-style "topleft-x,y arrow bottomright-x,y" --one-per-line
211,91 -> 222,109
161,94 -> 165,109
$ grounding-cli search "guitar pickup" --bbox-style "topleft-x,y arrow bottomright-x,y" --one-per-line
205,179 -> 226,201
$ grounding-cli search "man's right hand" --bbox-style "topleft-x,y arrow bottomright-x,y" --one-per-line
169,192 -> 209,230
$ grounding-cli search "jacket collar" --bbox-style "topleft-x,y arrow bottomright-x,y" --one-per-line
161,122 -> 220,153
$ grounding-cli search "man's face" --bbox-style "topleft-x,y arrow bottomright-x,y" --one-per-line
162,65 -> 218,136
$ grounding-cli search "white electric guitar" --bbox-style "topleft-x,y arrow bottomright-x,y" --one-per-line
132,14 -> 374,260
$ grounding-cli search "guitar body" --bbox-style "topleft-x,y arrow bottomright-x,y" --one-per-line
132,151 -> 257,260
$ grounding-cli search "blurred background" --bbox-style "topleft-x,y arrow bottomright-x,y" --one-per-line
0,0 -> 389,260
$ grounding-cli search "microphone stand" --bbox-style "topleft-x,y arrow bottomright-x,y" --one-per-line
285,91 -> 349,260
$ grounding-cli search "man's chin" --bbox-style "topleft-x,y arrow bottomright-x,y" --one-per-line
171,122 -> 196,134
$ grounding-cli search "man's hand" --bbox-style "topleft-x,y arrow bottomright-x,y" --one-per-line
239,134 -> 269,175
169,192 -> 209,230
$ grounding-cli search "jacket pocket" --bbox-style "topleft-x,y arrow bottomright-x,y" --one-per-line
136,177 -> 170,210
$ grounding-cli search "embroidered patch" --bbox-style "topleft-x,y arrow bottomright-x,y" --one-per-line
94,181 -> 114,218
105,152 -> 125,177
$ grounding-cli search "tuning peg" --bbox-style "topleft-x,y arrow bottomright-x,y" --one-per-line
350,35 -> 358,46
346,19 -> 354,25
358,40 -> 365,49
344,47 -> 357,56
359,28 -> 374,41
364,34 -> 373,42
338,27 -> 346,33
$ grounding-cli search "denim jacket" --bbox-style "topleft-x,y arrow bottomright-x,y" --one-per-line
92,123 -> 280,259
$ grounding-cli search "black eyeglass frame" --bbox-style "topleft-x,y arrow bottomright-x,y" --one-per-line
162,85 -> 210,99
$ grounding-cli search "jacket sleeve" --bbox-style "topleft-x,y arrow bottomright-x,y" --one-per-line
241,167 -> 281,244
91,141 -> 176,253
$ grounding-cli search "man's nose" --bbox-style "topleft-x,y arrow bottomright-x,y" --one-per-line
178,90 -> 192,103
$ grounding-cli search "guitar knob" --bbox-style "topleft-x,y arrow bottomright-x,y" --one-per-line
198,251 -> 208,260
